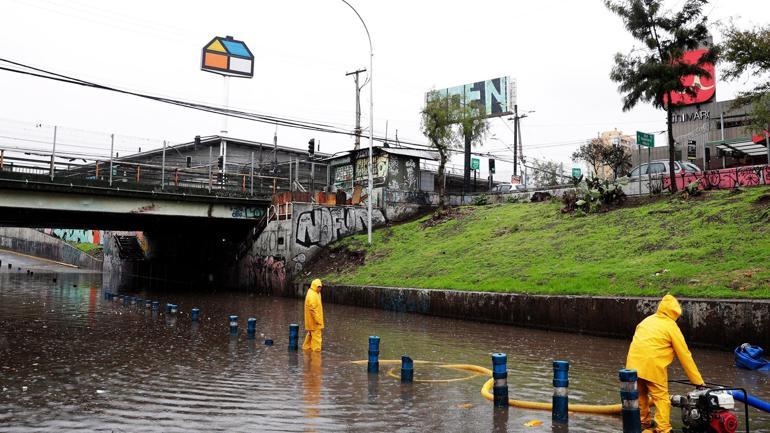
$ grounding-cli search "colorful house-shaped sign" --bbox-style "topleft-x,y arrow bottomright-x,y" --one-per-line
201,36 -> 254,78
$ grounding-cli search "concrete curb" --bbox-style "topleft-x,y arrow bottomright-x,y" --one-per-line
284,283 -> 770,350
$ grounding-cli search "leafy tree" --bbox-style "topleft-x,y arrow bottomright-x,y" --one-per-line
605,0 -> 717,192
571,139 -> 606,176
531,158 -> 561,187
421,93 -> 488,208
721,24 -> 770,132
602,142 -> 633,179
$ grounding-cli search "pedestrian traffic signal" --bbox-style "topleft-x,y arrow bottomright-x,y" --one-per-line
489,158 -> 496,174
308,139 -> 315,156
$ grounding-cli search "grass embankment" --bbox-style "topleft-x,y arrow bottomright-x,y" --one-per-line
315,186 -> 770,298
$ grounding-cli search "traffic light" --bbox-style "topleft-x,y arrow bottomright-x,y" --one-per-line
217,155 -> 223,169
308,138 -> 315,156
489,158 -> 496,174
194,135 -> 201,147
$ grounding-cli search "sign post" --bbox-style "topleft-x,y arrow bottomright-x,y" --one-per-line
636,132 -> 654,196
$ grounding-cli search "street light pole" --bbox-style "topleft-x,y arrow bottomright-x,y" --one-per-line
341,0 -> 374,245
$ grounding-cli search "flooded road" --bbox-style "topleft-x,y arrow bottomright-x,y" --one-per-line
1,271 -> 769,432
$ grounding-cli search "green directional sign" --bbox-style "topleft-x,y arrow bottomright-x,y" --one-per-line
471,157 -> 480,170
572,167 -> 582,178
637,131 -> 655,148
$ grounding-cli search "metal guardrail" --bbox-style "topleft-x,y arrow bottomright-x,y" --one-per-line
0,147 -> 290,199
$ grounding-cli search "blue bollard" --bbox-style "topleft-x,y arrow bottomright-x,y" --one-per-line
129,296 -> 136,305
136,297 -> 144,305
247,318 -> 256,339
170,304 -> 177,314
264,339 -> 273,346
492,353 -> 509,408
229,315 -> 238,335
288,324 -> 299,351
552,360 -> 569,424
146,300 -> 152,309
367,336 -> 380,374
619,369 -> 642,433
152,301 -> 159,311
166,303 -> 172,313
191,308 -> 200,321
401,355 -> 414,383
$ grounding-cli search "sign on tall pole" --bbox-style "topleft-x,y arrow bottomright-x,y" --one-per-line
636,131 -> 655,148
201,36 -> 254,137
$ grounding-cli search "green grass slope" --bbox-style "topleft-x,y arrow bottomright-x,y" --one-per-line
319,186 -> 770,298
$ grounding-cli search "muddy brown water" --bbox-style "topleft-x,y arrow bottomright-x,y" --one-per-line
1,269 -> 769,432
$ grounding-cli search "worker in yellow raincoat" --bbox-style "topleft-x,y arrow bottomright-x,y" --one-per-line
303,279 -> 324,352
626,294 -> 705,433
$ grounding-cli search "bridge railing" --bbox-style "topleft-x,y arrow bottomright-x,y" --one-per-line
0,147 -> 291,199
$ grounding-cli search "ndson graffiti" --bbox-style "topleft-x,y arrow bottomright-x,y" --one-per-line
295,207 -> 378,248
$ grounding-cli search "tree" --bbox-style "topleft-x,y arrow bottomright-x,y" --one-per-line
530,158 -> 561,187
421,93 -> 488,208
602,142 -> 633,179
605,0 -> 717,192
571,139 -> 606,176
721,24 -> 770,132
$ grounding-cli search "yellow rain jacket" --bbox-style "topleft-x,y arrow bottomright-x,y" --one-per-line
304,279 -> 324,331
626,295 -> 704,387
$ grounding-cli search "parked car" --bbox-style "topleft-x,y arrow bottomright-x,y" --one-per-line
627,160 -> 701,178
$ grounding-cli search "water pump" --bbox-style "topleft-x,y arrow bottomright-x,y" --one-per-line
670,388 -> 738,433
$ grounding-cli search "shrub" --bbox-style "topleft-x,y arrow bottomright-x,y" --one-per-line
563,176 -> 626,213
473,194 -> 489,206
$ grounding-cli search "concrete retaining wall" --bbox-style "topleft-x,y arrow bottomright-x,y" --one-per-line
282,284 -> 770,350
0,227 -> 102,270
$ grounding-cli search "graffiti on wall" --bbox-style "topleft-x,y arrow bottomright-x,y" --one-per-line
387,156 -> 419,191
294,206 -> 385,248
230,206 -> 266,219
47,229 -> 102,245
240,254 -> 286,292
355,155 -> 388,183
663,165 -> 770,192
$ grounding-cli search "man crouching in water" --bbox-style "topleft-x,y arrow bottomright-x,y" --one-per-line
626,294 -> 706,433
303,279 -> 324,352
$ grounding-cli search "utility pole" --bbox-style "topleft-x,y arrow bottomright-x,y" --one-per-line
513,104 -> 519,177
346,68 -> 366,150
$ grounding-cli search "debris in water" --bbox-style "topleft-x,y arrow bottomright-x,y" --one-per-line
524,420 -> 543,427
22,386 -> 28,392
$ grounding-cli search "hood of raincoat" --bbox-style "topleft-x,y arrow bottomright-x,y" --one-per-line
656,294 -> 681,321
310,279 -> 323,292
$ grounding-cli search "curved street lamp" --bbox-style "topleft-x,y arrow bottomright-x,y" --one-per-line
340,0 -> 374,245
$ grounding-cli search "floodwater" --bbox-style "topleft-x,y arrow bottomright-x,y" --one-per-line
1,262 -> 769,432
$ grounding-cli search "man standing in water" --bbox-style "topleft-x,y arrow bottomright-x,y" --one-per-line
303,279 -> 324,352
626,294 -> 705,433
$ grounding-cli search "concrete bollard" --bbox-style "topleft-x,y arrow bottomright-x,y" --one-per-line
552,360 -> 569,424
619,369 -> 642,433
368,336 -> 380,374
492,353 -> 509,408
169,304 -> 177,314
401,355 -> 414,383
191,308 -> 200,321
152,301 -> 159,311
288,324 -> 299,351
551,361 -> 569,423
247,318 -> 256,339
229,315 -> 238,335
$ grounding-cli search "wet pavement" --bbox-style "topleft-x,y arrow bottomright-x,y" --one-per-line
0,271 -> 769,432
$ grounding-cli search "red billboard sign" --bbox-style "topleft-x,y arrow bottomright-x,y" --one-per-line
665,48 -> 715,107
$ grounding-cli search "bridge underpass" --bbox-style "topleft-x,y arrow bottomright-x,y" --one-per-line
0,179 -> 270,290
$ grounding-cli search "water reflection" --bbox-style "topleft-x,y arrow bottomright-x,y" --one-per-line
0,272 -> 768,433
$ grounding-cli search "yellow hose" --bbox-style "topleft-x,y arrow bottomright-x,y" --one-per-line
353,360 -> 622,415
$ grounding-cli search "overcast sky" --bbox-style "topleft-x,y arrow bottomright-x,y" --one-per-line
0,0 -> 767,181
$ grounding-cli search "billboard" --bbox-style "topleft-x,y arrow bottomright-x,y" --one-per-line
665,48 -> 715,106
201,36 -> 254,78
428,76 -> 516,119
